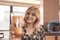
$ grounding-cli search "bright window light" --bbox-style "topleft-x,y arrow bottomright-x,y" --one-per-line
0,5 -> 10,30
13,6 -> 28,17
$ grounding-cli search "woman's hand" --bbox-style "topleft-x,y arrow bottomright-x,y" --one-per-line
11,27 -> 23,38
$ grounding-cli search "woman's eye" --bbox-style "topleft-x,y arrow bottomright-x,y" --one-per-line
32,13 -> 35,16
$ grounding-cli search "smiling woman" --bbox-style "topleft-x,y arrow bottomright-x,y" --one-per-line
10,6 -> 45,40
21,6 -> 45,40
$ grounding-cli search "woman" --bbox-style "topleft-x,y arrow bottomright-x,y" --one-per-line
11,6 -> 45,40
21,6 -> 45,40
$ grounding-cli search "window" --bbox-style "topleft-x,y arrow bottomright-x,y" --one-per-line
12,6 -> 28,17
0,5 -> 10,30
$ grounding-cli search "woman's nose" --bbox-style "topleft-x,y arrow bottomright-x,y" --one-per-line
29,14 -> 32,18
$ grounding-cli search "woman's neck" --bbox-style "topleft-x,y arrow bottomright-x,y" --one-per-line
26,23 -> 34,28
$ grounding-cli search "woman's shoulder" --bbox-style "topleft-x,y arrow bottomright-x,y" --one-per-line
34,25 -> 45,32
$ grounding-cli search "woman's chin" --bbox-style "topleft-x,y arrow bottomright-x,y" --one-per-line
26,21 -> 33,24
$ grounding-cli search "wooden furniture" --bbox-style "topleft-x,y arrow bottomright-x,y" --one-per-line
57,36 -> 60,40
45,32 -> 60,40
46,36 -> 55,40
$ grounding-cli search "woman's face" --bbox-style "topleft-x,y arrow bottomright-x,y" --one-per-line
25,10 -> 37,24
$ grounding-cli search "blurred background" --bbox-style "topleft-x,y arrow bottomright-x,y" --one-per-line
0,0 -> 59,40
